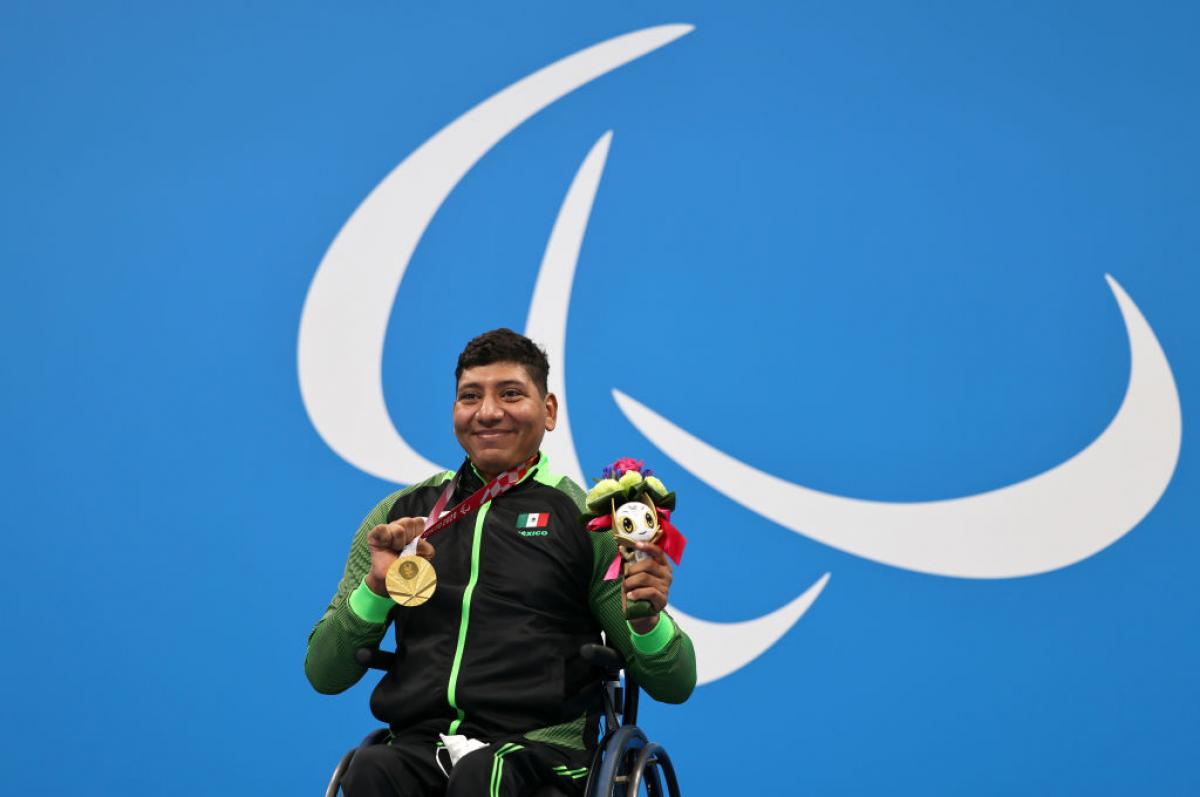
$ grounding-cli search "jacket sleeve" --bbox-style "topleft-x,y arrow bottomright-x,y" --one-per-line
304,494 -> 397,695
587,531 -> 697,704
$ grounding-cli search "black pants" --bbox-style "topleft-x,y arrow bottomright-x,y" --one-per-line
341,732 -> 590,797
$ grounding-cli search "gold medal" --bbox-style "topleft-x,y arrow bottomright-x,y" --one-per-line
385,556 -> 437,607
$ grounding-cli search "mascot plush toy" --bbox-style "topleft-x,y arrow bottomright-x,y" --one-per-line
582,458 -> 687,619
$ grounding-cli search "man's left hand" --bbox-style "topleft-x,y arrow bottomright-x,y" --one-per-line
624,541 -> 673,634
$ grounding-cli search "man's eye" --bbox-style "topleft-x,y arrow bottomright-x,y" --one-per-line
502,389 -> 523,399
458,393 -> 479,402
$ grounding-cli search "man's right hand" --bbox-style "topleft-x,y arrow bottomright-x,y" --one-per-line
366,518 -> 436,597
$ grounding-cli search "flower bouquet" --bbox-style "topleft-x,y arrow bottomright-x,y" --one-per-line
581,458 -> 687,619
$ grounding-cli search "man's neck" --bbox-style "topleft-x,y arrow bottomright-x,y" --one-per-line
469,451 -> 540,483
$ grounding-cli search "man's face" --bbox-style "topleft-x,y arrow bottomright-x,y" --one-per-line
453,361 -> 557,480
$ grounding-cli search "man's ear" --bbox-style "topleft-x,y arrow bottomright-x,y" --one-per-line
544,392 -> 558,431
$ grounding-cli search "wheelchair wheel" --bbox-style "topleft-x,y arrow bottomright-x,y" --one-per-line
324,748 -> 355,797
325,728 -> 391,797
586,726 -> 681,797
627,742 -> 680,797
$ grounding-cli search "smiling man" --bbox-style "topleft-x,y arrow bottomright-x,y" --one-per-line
306,328 -> 696,797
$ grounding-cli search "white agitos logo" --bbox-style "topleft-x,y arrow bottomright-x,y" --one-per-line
298,25 -> 1182,685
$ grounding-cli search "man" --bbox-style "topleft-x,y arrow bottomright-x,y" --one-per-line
307,328 -> 696,796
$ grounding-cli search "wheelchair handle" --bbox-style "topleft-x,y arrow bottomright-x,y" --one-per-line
355,647 -> 396,670
580,643 -> 626,675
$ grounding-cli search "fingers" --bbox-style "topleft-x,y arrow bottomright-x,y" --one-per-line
623,549 -> 672,614
415,538 -> 437,561
623,571 -> 670,596
635,541 -> 670,566
367,517 -> 427,552
367,524 -> 396,550
624,547 -> 672,582
623,561 -> 672,588
624,583 -> 668,614
396,517 -> 426,546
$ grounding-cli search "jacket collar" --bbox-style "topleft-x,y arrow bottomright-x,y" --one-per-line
454,451 -> 545,501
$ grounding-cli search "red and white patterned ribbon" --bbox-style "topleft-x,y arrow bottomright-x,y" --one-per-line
420,452 -> 541,540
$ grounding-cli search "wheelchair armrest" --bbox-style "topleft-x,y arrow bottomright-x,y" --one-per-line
356,647 -> 396,670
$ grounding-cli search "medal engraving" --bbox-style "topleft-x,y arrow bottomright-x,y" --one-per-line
386,556 -> 437,607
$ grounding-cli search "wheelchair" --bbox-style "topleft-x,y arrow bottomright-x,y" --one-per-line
325,643 -> 681,797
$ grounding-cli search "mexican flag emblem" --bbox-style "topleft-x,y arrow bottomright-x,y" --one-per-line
517,512 -> 549,529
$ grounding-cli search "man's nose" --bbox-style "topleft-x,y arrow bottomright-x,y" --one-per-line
477,394 -> 504,422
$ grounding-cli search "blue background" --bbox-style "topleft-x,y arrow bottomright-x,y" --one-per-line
2,2 -> 1196,794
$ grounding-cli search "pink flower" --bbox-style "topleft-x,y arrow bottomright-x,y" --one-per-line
610,457 -> 644,477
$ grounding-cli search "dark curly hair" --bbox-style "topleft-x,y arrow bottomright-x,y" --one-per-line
455,328 -> 550,395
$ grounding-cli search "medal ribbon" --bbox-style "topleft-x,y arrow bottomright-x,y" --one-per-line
400,452 -> 541,554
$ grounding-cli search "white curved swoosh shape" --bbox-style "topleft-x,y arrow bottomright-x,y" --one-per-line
524,132 -> 614,487
526,131 -> 826,679
298,25 -> 692,483
616,275 -> 1181,578
671,573 -> 830,685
